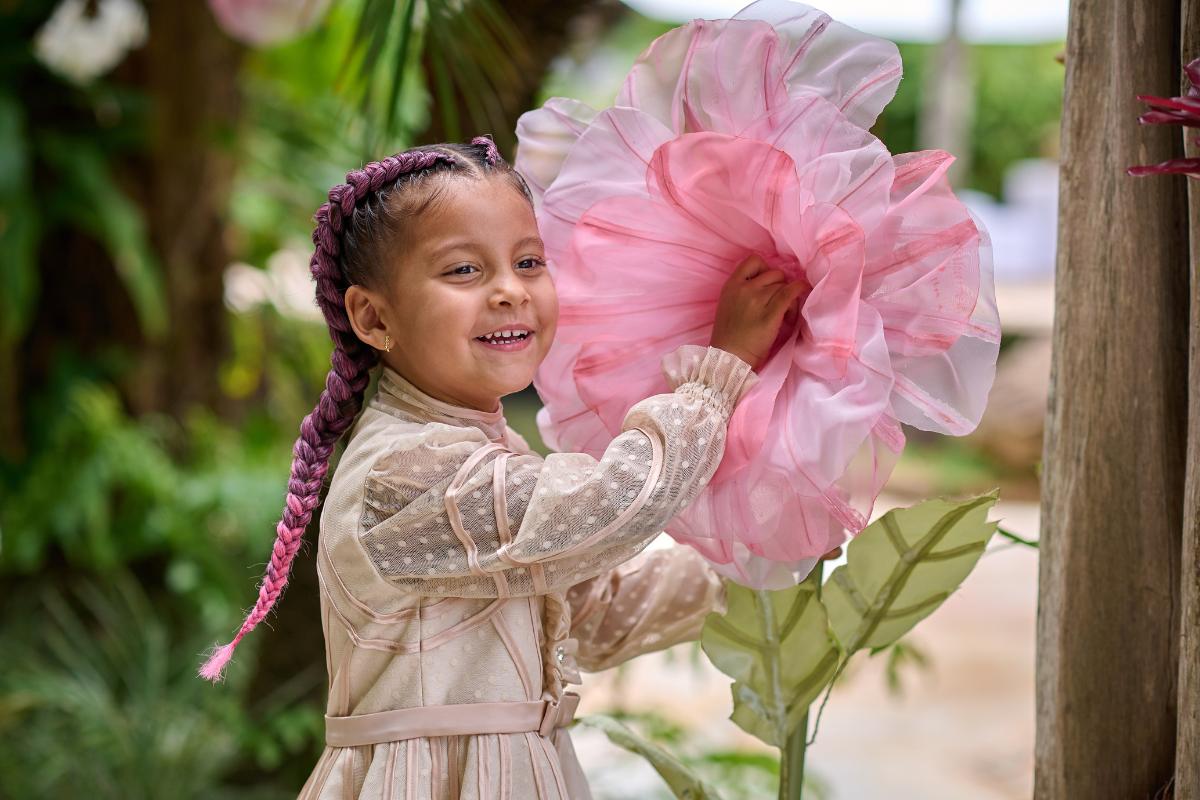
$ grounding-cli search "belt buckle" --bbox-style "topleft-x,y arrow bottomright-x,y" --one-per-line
538,696 -> 561,737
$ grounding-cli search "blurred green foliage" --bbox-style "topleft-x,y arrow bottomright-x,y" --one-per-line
874,41 -> 1064,198
0,298 -> 340,796
0,1 -> 164,372
0,570 -> 314,799
227,1 -> 424,266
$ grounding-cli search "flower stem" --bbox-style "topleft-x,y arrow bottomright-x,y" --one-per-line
777,559 -> 824,799
779,710 -> 809,799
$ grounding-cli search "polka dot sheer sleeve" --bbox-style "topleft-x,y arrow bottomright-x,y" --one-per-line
565,545 -> 726,672
358,345 -> 758,598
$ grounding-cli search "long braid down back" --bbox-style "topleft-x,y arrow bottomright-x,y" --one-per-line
199,136 -> 510,682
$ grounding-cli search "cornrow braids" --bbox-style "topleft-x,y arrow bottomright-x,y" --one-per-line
199,135 -> 517,682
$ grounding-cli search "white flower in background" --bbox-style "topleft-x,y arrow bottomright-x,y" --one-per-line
224,249 -> 324,322
34,0 -> 148,85
207,0 -> 333,47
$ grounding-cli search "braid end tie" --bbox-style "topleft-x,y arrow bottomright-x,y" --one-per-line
198,640 -> 238,683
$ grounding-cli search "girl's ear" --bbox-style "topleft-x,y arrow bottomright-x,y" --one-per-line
344,285 -> 389,350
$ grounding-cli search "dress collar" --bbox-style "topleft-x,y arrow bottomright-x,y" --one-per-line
374,365 -> 509,443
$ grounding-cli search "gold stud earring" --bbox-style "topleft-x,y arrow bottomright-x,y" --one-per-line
383,334 -> 393,353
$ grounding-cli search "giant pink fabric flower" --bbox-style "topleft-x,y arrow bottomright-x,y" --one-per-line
516,1 -> 1000,588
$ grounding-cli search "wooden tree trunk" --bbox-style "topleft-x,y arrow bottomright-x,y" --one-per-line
127,0 -> 243,419
1176,1 -> 1200,796
1036,1 -> 1189,798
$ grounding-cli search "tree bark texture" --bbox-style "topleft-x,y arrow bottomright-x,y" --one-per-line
1176,2 -> 1200,796
127,0 -> 243,419
1036,1 -> 1189,798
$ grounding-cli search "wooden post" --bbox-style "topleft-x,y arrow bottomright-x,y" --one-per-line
1036,0 -> 1189,797
1176,2 -> 1200,796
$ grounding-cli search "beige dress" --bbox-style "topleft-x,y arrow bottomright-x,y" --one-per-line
298,344 -> 759,800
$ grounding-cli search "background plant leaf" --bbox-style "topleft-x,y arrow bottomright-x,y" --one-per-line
576,714 -> 727,800
340,0 -> 530,153
0,572 -> 247,798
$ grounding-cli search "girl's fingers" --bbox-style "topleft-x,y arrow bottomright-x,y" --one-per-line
783,299 -> 799,327
767,281 -> 806,315
748,268 -> 787,287
734,254 -> 766,280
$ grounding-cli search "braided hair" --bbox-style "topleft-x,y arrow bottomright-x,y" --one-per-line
199,135 -> 532,682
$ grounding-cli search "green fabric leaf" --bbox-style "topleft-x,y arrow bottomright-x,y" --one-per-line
576,714 -> 726,800
823,491 -> 1000,654
701,570 -> 840,747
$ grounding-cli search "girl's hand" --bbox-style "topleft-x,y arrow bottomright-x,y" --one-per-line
709,254 -> 805,371
820,546 -> 843,560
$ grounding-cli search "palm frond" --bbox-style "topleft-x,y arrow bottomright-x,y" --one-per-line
339,0 -> 532,153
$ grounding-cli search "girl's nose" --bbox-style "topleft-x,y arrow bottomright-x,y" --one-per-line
490,272 -> 531,307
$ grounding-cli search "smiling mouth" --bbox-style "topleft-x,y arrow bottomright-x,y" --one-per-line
474,331 -> 534,351
475,331 -> 532,344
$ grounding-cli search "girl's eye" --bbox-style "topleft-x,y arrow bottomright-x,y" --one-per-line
445,259 -> 543,277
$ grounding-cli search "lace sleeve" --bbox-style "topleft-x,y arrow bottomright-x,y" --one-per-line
358,346 -> 757,598
565,545 -> 726,672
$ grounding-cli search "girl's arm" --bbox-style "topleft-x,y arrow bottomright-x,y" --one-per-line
565,545 -> 724,672
357,344 -> 757,598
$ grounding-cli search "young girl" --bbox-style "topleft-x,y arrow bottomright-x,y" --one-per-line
200,136 -> 819,799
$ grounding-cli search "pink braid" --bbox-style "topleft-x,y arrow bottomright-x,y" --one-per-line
198,149 -> 458,682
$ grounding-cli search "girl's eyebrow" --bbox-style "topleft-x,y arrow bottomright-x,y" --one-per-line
426,235 -> 545,259
426,238 -> 479,258
514,235 -> 545,251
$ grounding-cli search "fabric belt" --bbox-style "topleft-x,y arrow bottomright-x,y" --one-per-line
324,692 -> 581,747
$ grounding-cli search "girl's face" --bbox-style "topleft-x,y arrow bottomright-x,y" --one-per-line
362,175 -> 558,412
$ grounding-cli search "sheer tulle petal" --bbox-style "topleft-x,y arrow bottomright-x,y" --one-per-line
513,97 -> 599,209
861,152 -> 1001,434
689,539 -> 824,590
617,18 -> 790,135
681,308 -> 897,563
537,107 -> 673,268
616,1 -> 902,136
741,94 -> 895,233
732,0 -> 903,128
884,207 -> 1000,434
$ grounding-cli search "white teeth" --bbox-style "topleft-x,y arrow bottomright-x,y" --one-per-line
480,329 -> 528,340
